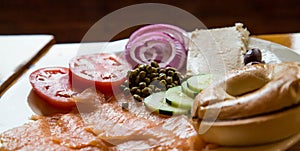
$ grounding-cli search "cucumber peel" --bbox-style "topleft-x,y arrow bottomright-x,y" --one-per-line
165,86 -> 194,109
144,92 -> 189,116
181,81 -> 198,98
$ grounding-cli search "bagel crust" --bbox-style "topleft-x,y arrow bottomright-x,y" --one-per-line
192,62 -> 300,120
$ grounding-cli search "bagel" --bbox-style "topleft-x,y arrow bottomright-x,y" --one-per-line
192,62 -> 300,120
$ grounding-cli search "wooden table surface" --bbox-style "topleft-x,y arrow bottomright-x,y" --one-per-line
1,33 -> 300,150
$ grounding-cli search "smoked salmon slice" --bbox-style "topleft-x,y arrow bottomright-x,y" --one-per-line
0,89 -> 204,150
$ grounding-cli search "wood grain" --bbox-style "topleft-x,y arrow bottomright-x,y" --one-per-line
0,0 -> 299,43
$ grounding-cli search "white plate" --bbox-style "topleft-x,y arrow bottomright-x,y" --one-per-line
0,37 -> 299,150
0,35 -> 54,92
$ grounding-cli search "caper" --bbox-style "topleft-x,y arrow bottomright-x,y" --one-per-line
138,64 -> 146,71
159,73 -> 166,80
173,80 -> 179,85
167,84 -> 173,89
159,79 -> 167,86
131,69 -> 138,77
142,87 -> 152,96
139,71 -> 146,78
149,84 -> 155,90
151,67 -> 158,73
130,87 -> 138,93
135,75 -> 140,84
167,70 -> 174,76
133,94 -> 142,102
166,67 -> 176,72
136,88 -> 141,95
174,71 -> 182,80
139,82 -> 147,89
144,77 -> 151,84
147,87 -> 153,94
119,84 -> 126,91
150,72 -> 158,78
151,61 -> 159,67
166,76 -> 173,84
145,65 -> 152,73
128,81 -> 134,88
123,87 -> 131,96
152,77 -> 159,81
124,80 -> 129,86
159,69 -> 166,73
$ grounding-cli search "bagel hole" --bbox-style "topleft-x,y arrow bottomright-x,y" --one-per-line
225,71 -> 270,97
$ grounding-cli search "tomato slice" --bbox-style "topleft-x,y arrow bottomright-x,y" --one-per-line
69,53 -> 130,95
29,67 -> 77,109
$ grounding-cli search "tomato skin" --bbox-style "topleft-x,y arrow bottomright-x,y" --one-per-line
69,53 -> 130,95
29,67 -> 76,109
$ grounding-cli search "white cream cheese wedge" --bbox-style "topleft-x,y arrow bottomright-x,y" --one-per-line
187,23 -> 250,75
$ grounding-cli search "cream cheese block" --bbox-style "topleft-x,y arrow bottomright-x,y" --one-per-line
187,23 -> 250,75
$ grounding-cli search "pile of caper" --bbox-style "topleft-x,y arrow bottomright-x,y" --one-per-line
119,61 -> 183,102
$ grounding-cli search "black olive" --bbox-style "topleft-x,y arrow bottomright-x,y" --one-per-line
246,61 -> 263,66
244,48 -> 262,65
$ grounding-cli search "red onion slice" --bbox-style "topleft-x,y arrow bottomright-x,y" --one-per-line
128,24 -> 189,51
125,32 -> 187,71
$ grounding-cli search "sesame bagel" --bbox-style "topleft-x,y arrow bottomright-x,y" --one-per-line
192,62 -> 300,120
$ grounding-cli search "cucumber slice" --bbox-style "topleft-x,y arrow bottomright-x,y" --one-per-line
181,81 -> 198,98
187,74 -> 212,92
144,92 -> 189,116
165,86 -> 194,109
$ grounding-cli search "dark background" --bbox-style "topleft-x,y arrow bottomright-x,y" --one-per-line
0,0 -> 299,43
